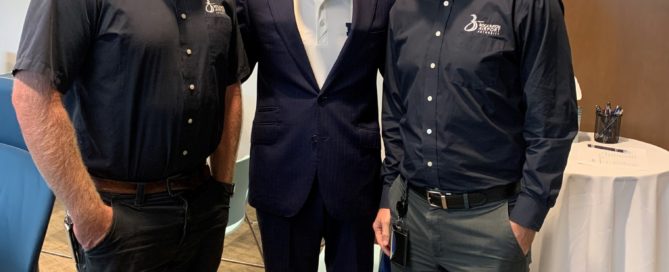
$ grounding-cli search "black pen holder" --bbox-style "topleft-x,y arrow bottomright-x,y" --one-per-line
594,111 -> 622,143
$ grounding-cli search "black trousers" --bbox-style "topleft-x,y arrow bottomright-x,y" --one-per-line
76,178 -> 232,272
256,183 -> 376,272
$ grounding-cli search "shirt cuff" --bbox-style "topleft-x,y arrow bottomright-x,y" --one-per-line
509,193 -> 549,231
379,182 -> 391,209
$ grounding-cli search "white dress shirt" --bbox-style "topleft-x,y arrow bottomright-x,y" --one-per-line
294,0 -> 352,88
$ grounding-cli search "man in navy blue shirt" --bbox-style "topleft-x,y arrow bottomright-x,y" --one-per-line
12,0 -> 249,270
372,0 -> 578,270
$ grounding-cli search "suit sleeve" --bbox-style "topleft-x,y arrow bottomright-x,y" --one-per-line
510,0 -> 578,231
380,23 -> 406,209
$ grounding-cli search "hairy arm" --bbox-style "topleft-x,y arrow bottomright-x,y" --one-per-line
12,71 -> 112,249
210,82 -> 243,184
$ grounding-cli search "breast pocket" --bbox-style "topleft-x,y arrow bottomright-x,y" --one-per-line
205,15 -> 232,62
446,33 -> 506,89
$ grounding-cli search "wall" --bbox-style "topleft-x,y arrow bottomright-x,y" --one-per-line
563,0 -> 669,149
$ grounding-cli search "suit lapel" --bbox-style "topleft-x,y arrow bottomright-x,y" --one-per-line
267,0 -> 319,92
320,0 -> 378,92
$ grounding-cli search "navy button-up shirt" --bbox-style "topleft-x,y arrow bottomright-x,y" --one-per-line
381,0 -> 578,230
14,0 -> 250,181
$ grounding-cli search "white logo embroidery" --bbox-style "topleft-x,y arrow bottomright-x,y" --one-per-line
464,14 -> 501,36
205,0 -> 227,16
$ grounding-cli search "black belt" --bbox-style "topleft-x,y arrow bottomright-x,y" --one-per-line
409,183 -> 519,210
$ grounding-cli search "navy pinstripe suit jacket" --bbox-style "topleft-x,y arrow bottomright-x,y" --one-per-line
237,0 -> 393,219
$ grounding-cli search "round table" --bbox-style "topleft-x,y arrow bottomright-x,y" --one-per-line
530,132 -> 669,272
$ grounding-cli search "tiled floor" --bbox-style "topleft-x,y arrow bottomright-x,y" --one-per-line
39,200 -> 265,272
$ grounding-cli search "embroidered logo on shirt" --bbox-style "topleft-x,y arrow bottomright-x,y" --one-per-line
205,0 -> 227,16
464,14 -> 501,36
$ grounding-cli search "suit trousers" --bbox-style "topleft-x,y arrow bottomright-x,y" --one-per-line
76,177 -> 232,272
389,178 -> 530,272
256,181 -> 376,272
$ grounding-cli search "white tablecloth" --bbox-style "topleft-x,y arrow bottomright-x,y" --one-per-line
530,133 -> 669,272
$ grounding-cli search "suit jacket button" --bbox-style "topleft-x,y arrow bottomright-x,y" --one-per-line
318,96 -> 328,105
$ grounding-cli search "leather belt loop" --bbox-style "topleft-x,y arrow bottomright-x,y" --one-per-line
463,193 -> 470,209
166,179 -> 173,196
135,184 -> 146,206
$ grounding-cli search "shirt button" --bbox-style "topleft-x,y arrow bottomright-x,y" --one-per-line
435,31 -> 441,37
427,129 -> 432,135
180,13 -> 187,20
189,84 -> 195,91
186,49 -> 192,55
182,150 -> 189,156
427,96 -> 433,102
427,161 -> 433,167
430,63 -> 436,69
443,1 -> 449,6
187,118 -> 193,124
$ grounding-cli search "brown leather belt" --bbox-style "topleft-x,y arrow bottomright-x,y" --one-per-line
92,165 -> 210,195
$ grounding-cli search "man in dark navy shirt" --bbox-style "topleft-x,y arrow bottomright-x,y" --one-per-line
12,0 -> 249,270
372,0 -> 578,270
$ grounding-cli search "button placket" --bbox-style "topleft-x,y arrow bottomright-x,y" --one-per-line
176,4 -> 198,165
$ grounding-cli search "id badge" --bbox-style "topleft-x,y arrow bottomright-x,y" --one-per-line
390,223 -> 409,266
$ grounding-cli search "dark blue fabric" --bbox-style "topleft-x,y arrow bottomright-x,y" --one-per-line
14,0 -> 250,181
257,184 -> 375,272
379,252 -> 391,272
237,0 -> 394,220
381,0 -> 578,230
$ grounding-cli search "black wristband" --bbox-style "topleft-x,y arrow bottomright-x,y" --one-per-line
210,176 -> 235,195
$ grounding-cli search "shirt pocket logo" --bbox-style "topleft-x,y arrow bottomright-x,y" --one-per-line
464,14 -> 501,37
205,0 -> 227,16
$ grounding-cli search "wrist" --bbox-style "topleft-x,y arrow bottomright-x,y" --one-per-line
210,176 -> 235,194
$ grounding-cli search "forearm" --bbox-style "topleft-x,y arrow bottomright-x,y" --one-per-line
12,71 -> 105,222
210,82 -> 242,183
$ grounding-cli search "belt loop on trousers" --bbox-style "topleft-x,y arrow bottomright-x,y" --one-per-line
463,193 -> 470,209
166,179 -> 174,197
135,184 -> 146,206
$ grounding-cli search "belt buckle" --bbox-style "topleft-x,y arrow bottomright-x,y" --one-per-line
426,190 -> 451,209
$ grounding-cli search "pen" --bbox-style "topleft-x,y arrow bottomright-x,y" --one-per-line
587,144 -> 626,153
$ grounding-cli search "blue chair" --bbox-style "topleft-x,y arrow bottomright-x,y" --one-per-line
221,156 -> 264,268
0,74 -> 56,271
0,74 -> 26,150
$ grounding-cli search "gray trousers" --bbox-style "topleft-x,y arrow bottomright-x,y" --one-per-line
389,178 -> 530,272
